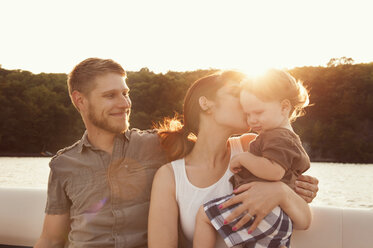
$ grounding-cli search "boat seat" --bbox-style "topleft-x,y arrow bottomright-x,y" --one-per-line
292,204 -> 373,247
0,187 -> 373,247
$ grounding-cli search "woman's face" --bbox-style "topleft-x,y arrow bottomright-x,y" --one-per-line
211,83 -> 249,134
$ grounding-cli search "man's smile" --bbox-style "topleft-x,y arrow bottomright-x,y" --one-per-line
109,109 -> 130,117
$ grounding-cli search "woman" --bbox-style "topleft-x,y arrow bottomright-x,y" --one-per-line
148,71 -> 318,247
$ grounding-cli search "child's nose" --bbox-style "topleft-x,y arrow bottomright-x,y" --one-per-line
249,117 -> 257,124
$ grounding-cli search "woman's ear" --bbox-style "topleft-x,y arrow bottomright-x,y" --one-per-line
199,96 -> 212,113
281,99 -> 292,117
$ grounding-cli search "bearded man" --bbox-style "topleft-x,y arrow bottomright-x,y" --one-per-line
35,58 -> 167,248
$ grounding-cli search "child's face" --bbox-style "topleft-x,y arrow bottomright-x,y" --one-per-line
240,90 -> 287,133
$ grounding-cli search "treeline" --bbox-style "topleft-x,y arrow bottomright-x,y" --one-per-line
0,63 -> 372,163
290,64 -> 373,163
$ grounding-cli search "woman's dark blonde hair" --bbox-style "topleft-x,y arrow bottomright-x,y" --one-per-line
241,69 -> 309,122
157,70 -> 246,161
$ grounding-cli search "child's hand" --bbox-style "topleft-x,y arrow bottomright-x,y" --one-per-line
230,155 -> 243,173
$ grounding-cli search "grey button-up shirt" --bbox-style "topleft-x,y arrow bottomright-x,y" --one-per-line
45,129 -> 168,247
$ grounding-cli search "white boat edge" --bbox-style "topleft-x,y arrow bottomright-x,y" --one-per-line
0,187 -> 373,248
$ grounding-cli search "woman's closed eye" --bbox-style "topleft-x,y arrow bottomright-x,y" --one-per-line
227,86 -> 241,97
105,93 -> 115,99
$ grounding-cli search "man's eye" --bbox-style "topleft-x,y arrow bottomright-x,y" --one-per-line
106,94 -> 114,98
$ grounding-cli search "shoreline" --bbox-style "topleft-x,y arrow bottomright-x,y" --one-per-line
0,154 -> 371,164
0,153 -> 53,158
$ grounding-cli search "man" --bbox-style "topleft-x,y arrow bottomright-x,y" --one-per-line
35,58 -> 168,247
35,58 -> 318,248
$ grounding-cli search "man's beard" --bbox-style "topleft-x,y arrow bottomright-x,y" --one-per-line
87,106 -> 130,134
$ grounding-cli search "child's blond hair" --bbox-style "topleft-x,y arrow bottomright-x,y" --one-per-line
241,69 -> 309,122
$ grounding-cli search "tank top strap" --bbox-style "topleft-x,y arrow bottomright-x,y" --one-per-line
229,136 -> 244,157
171,158 -> 186,202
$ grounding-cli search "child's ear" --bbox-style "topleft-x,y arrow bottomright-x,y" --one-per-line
281,99 -> 292,116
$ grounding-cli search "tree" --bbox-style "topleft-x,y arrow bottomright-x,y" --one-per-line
327,57 -> 354,67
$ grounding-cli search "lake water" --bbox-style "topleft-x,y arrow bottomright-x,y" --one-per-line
0,157 -> 372,209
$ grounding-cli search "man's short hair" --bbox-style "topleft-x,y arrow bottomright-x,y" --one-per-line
67,58 -> 126,101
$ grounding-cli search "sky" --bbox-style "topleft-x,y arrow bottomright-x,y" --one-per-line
1,0 -> 373,75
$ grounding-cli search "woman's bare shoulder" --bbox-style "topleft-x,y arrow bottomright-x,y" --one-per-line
157,162 -> 174,175
239,133 -> 257,151
154,163 -> 175,186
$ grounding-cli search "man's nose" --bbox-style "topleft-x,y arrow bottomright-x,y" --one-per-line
118,95 -> 131,108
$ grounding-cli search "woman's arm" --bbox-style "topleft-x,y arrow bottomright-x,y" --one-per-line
239,133 -> 257,152
219,181 -> 312,232
148,163 -> 179,248
279,182 -> 312,229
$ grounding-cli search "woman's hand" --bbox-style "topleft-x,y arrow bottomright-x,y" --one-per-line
219,181 -> 286,233
295,175 -> 319,203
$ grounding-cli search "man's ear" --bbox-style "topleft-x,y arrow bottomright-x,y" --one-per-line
71,90 -> 86,112
198,96 -> 212,113
281,99 -> 292,116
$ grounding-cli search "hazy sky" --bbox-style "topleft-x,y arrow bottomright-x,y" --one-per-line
1,0 -> 373,74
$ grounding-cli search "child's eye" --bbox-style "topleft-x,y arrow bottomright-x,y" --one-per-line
231,89 -> 240,97
105,94 -> 115,98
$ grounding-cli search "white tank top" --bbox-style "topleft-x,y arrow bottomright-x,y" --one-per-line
171,137 -> 244,248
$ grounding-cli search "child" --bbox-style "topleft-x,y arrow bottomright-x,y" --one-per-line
193,69 -> 311,248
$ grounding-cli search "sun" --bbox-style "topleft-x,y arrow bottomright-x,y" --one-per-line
230,63 -> 273,79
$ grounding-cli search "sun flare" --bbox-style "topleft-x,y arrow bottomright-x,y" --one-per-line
232,63 -> 273,79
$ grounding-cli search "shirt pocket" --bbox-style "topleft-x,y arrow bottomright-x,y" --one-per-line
114,160 -> 158,203
69,169 -> 108,212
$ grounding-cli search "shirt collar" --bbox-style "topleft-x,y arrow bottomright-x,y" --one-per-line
123,129 -> 131,141
77,131 -> 91,153
77,130 -> 130,153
